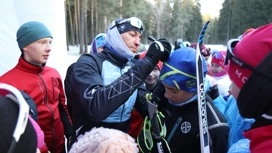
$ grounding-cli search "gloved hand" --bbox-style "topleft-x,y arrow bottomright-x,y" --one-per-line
146,38 -> 171,64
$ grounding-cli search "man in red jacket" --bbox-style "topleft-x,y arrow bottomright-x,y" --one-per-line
0,21 -> 73,153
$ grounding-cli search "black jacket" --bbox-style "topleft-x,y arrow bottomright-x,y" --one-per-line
70,49 -> 155,135
159,96 -> 229,153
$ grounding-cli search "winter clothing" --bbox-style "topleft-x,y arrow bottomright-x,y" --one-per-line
210,51 -> 231,96
228,24 -> 272,89
128,108 -> 143,138
212,95 -> 227,114
0,95 -> 37,153
145,38 -> 171,63
16,21 -> 52,49
244,125 -> 272,153
70,49 -> 151,136
20,90 -> 39,121
183,41 -> 191,47
160,47 -> 207,93
213,75 -> 231,96
227,23 -> 272,153
211,51 -> 227,71
227,139 -> 250,153
128,79 -> 164,139
29,116 -> 49,153
174,39 -> 184,50
105,17 -> 143,60
69,17 -> 171,151
0,57 -> 73,153
69,127 -> 139,153
161,94 -> 229,153
223,95 -> 254,148
147,47 -> 229,153
21,90 -> 48,152
242,28 -> 255,38
64,62 -> 75,121
90,33 -> 106,54
138,81 -> 229,153
139,51 -> 163,70
116,17 -> 143,34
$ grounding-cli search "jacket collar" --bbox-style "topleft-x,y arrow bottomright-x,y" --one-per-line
16,57 -> 43,73
102,48 -> 129,68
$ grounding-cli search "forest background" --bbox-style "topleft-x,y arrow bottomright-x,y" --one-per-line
65,0 -> 272,53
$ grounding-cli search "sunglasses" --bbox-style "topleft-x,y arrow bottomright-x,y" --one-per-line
0,83 -> 29,153
110,17 -> 143,31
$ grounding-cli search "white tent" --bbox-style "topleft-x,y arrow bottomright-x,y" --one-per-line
0,0 -> 69,79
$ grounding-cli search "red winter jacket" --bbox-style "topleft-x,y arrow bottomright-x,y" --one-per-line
128,108 -> 144,138
0,57 -> 73,153
244,124 -> 272,153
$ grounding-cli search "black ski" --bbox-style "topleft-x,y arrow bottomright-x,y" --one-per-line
196,21 -> 210,153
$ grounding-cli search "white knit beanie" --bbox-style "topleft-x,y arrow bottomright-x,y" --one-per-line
69,127 -> 139,153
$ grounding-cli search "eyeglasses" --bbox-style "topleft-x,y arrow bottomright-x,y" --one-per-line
224,39 -> 255,71
110,17 -> 144,31
0,83 -> 29,153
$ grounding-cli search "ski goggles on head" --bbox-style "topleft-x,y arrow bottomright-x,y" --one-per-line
0,83 -> 29,153
224,39 -> 255,71
212,52 -> 224,60
110,17 -> 144,32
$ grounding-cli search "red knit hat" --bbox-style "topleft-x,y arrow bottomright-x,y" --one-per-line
211,51 -> 226,68
139,51 -> 163,70
228,23 -> 272,89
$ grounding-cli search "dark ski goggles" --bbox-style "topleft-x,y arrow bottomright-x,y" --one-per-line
225,39 -> 255,71
0,83 -> 29,153
225,39 -> 272,80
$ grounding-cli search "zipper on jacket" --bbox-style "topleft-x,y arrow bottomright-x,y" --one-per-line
39,73 -> 56,153
120,68 -> 124,122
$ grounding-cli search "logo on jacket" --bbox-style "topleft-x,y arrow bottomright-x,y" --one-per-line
180,121 -> 191,133
84,86 -> 98,99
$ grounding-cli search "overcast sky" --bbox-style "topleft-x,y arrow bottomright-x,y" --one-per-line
201,0 -> 224,18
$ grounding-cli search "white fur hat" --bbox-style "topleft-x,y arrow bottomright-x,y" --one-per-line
69,127 -> 139,153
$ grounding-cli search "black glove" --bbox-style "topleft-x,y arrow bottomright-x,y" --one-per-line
146,38 -> 171,65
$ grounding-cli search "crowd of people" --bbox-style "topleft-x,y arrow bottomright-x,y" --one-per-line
0,16 -> 272,153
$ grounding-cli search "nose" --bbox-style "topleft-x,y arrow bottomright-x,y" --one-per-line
149,71 -> 155,77
46,42 -> 52,52
135,39 -> 140,47
164,90 -> 172,99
